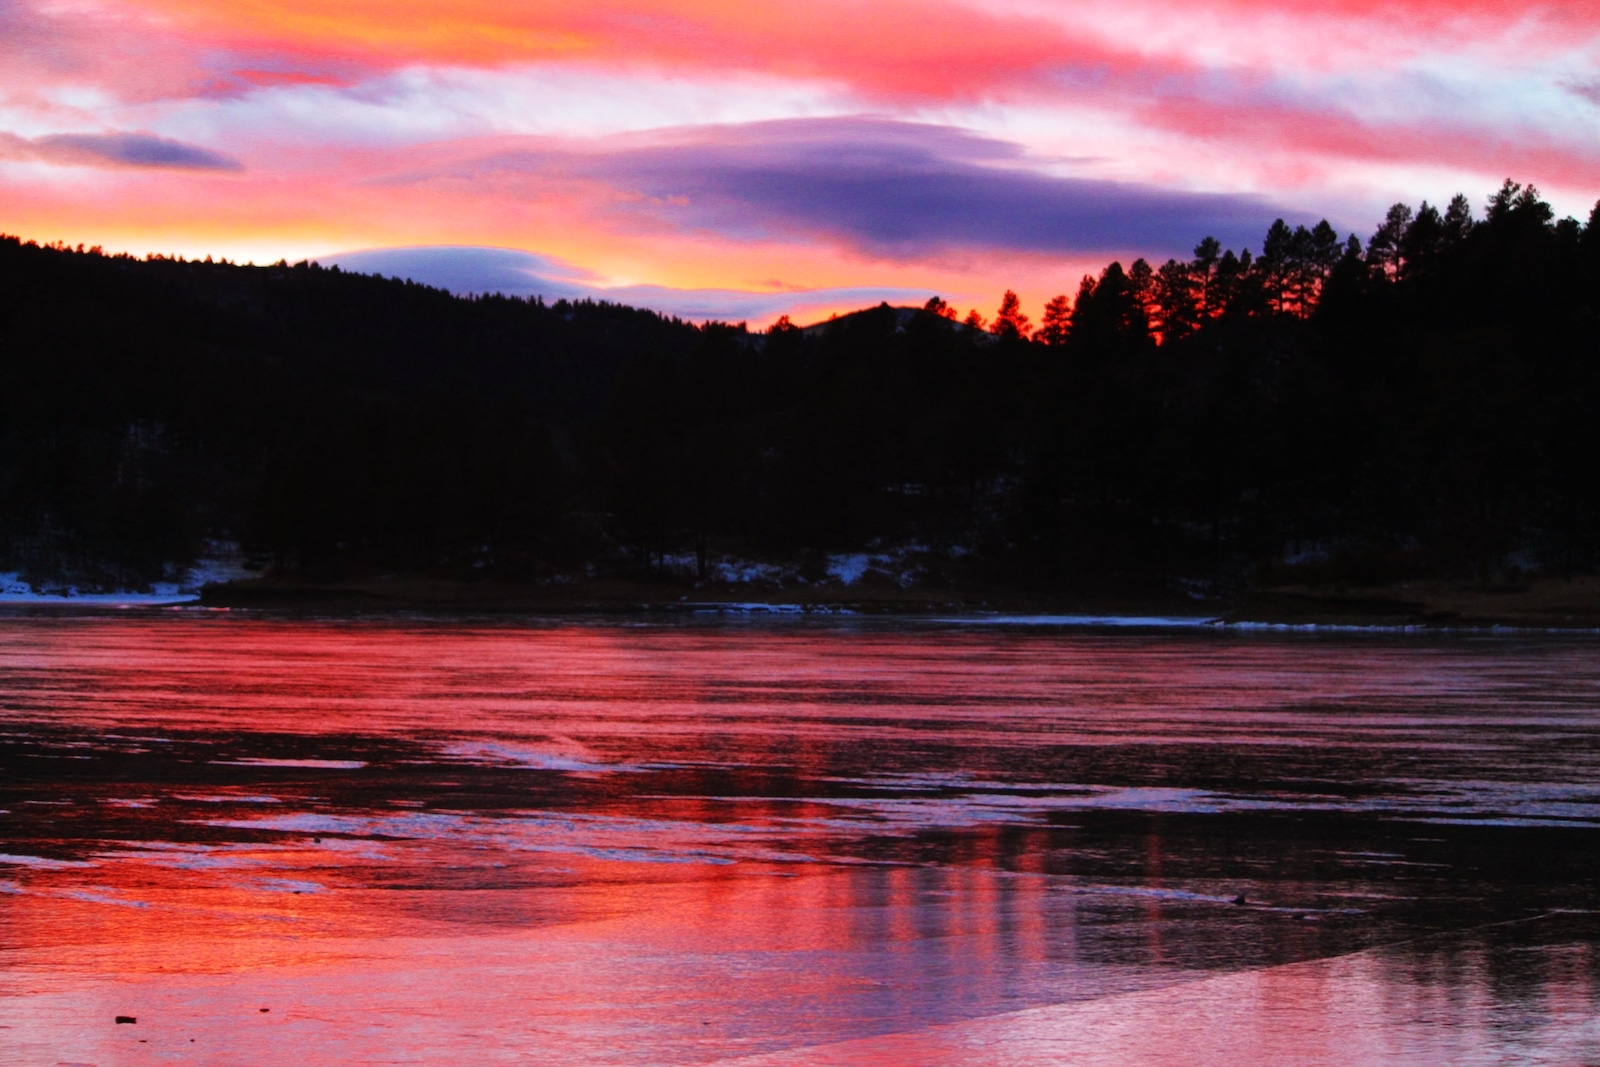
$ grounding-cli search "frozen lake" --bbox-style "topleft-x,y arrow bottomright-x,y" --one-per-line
1,613 -> 1598,1065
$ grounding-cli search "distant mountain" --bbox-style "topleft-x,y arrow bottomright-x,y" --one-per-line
319,245 -> 928,325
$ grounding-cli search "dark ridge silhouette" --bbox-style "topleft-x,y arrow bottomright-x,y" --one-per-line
0,179 -> 1596,600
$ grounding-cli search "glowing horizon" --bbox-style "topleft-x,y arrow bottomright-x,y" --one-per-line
2,0 -> 1596,325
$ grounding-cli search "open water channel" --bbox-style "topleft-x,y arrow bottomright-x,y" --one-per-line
1,612 -> 1598,1064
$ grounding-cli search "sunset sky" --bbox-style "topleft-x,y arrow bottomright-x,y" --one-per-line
3,0 -> 1597,324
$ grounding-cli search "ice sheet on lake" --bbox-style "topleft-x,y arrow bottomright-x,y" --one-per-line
0,853 -> 96,869
198,808 -> 825,867
437,739 -> 644,774
211,758 -> 368,770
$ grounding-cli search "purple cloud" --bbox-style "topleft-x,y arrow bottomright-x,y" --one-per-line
461,117 -> 1317,258
1568,80 -> 1600,107
37,132 -> 241,170
0,131 -> 241,171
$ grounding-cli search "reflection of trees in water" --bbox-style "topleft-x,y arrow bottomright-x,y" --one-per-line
1374,912 -> 1600,1039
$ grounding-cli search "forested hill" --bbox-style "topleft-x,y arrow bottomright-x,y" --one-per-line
2,179 -> 1598,597
0,242 -> 701,585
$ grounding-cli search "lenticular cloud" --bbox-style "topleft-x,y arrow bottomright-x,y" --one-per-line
461,117 -> 1311,259
0,131 -> 241,172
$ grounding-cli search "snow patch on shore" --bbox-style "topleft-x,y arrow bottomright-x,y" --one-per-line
656,554 -> 801,584
0,543 -> 255,606
0,574 -> 198,605
827,543 -> 935,587
650,542 -> 951,588
827,553 -> 872,584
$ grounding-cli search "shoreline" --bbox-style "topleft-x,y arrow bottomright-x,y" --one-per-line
3,574 -> 1599,632
174,573 -> 1600,631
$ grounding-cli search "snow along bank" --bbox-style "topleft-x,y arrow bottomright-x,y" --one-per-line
0,551 -> 254,606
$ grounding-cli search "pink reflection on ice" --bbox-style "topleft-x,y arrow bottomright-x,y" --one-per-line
0,614 -> 1596,1064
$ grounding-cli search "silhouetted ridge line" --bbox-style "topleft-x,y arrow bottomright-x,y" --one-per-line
0,178 -> 1595,597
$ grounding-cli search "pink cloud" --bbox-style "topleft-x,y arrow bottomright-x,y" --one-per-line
1144,96 -> 1600,192
0,0 -> 1594,306
51,0 -> 1590,106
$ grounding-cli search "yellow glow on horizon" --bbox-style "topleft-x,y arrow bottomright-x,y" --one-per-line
2,171 -> 1113,328
148,0 -> 601,64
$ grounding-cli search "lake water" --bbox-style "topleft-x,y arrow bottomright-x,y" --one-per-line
2,613 -> 1598,1065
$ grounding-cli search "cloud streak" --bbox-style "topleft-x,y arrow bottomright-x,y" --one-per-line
98,0 -> 1600,103
0,131 -> 241,171
447,118 -> 1310,259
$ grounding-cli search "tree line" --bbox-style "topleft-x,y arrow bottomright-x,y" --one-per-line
0,179 -> 1595,592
